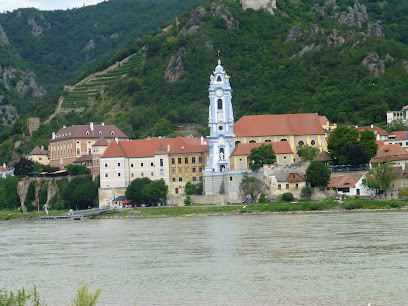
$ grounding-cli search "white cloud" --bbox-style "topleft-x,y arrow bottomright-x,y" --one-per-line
0,0 -> 105,12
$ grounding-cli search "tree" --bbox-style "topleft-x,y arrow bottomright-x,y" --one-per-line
362,163 -> 395,194
185,181 -> 203,195
125,177 -> 152,204
281,192 -> 294,202
63,175 -> 92,209
65,164 -> 90,175
14,158 -> 34,176
327,125 -> 359,164
142,179 -> 168,205
348,143 -> 369,165
73,181 -> 98,209
297,145 -> 319,162
386,119 -> 407,132
306,161 -> 331,187
359,130 -> 378,160
249,144 -> 276,171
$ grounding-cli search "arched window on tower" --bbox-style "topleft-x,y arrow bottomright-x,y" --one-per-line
219,148 -> 225,160
218,99 -> 223,110
217,76 -> 222,82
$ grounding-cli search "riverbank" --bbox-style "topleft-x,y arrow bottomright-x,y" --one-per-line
2,198 -> 408,220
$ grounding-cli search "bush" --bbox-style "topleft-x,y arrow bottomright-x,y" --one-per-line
281,192 -> 294,202
300,186 -> 312,200
259,193 -> 266,203
184,195 -> 191,206
343,202 -> 363,210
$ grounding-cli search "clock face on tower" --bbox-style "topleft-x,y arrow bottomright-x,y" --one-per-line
215,89 -> 223,97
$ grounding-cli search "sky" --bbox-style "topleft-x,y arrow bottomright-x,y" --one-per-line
0,0 -> 105,12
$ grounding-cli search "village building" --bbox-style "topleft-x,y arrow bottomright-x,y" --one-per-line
233,113 -> 327,159
387,105 -> 408,126
384,131 -> 408,150
48,123 -> 128,169
326,173 -> 373,197
265,171 -> 306,197
369,144 -> 408,166
26,145 -> 49,165
0,164 -> 14,178
230,141 -> 294,170
319,115 -> 337,132
356,125 -> 389,141
98,136 -> 208,207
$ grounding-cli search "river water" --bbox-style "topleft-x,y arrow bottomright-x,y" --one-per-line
1,211 -> 408,305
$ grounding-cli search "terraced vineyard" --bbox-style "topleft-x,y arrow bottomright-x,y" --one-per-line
61,53 -> 143,109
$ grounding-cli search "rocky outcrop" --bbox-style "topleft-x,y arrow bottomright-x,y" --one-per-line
84,39 -> 95,51
368,20 -> 385,38
186,25 -> 200,35
0,25 -> 10,45
16,72 -> 47,97
27,17 -> 44,38
338,0 -> 368,28
402,61 -> 408,72
240,0 -> 277,14
205,41 -> 213,50
362,53 -> 385,77
189,7 -> 206,24
110,32 -> 120,39
311,0 -> 339,17
165,47 -> 186,82
309,24 -> 319,39
211,4 -> 239,29
285,25 -> 302,43
1,67 -> 46,97
327,29 -> 345,47
0,105 -> 18,125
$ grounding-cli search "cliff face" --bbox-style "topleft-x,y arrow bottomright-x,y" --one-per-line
240,0 -> 277,14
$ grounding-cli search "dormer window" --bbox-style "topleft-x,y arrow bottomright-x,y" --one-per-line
111,131 -> 114,135
99,131 -> 102,136
86,131 -> 89,135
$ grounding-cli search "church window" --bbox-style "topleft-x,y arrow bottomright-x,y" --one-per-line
218,99 -> 222,110
151,162 -> 154,167
118,173 -> 121,177
265,139 -> 271,143
217,76 -> 222,82
249,140 -> 256,143
235,141 -> 241,147
219,125 -> 223,131
311,140 -> 316,146
105,173 -> 108,178
298,140 -> 304,146
280,139 -> 288,142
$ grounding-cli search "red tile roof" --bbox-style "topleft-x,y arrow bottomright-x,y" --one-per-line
328,174 -> 361,188
388,131 -> 408,141
102,137 -> 207,158
376,140 -> 384,149
28,146 -> 48,156
370,144 -> 408,163
92,136 -> 109,147
230,142 -> 293,156
74,154 -> 93,163
319,115 -> 328,126
233,113 -> 325,137
356,125 -> 389,136
50,124 -> 128,142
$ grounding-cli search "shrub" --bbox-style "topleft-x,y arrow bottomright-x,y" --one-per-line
184,195 -> 191,206
281,192 -> 294,202
259,193 -> 266,203
343,202 -> 363,210
390,201 -> 399,208
300,186 -> 312,200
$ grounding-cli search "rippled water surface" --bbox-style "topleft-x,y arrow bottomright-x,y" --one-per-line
1,211 -> 408,305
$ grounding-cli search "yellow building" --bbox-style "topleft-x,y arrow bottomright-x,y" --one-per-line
27,146 -> 49,165
230,142 -> 295,170
232,113 -> 327,164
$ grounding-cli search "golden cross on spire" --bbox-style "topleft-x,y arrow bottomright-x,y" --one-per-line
217,50 -> 220,57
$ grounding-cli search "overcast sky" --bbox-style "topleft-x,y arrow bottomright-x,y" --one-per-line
1,0 -> 105,12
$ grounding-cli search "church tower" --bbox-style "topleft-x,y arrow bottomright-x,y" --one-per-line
205,59 -> 234,174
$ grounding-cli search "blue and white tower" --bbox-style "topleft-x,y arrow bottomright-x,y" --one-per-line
205,59 -> 234,174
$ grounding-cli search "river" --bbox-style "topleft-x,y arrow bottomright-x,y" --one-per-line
1,211 -> 408,305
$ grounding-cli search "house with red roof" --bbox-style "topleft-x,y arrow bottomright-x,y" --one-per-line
326,173 -> 374,197
230,141 -> 294,170
99,136 -> 208,207
385,131 -> 408,150
48,122 -> 128,169
232,113 -> 327,162
27,145 -> 49,165
369,144 -> 408,166
356,124 -> 389,141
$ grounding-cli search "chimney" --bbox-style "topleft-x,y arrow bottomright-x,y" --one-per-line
90,122 -> 94,131
371,124 -> 374,128
3,163 -> 6,169
41,145 -> 44,151
115,137 -> 118,144
403,163 -> 406,171
201,136 -> 204,145
167,144 -> 170,152
63,125 -> 66,128
101,122 -> 105,126
52,132 -> 55,140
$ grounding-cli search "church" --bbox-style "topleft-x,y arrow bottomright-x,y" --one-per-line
203,60 -> 327,197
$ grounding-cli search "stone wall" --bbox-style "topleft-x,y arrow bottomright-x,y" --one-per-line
27,117 -> 40,135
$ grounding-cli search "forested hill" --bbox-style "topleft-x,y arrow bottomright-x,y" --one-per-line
4,0 -> 408,163
0,0 -> 207,132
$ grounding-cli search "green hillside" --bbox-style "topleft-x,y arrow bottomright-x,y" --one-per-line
4,0 -> 408,163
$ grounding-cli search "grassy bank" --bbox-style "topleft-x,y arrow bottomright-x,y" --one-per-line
1,198 -> 407,221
